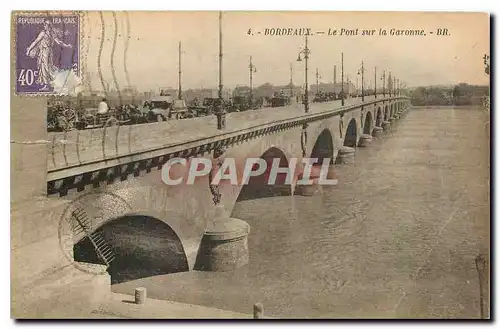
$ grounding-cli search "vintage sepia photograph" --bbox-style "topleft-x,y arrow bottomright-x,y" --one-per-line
10,10 -> 490,319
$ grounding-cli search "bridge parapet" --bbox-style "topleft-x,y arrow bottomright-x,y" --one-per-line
47,96 -> 409,196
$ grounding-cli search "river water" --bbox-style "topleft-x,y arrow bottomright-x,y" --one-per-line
112,106 -> 490,319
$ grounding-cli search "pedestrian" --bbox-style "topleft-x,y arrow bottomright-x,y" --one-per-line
98,98 -> 109,114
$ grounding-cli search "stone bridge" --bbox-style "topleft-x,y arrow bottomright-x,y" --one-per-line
11,94 -> 409,316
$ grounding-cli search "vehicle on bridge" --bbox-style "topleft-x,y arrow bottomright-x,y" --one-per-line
313,91 -> 337,102
231,95 -> 264,111
189,97 -> 233,116
47,105 -> 78,132
47,103 -> 138,131
74,106 -> 135,129
140,95 -> 191,122
270,94 -> 291,107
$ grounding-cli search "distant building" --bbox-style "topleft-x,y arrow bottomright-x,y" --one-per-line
310,82 -> 356,95
254,83 -> 276,99
232,86 -> 252,98
276,83 -> 301,98
159,88 -> 177,96
184,88 -> 218,102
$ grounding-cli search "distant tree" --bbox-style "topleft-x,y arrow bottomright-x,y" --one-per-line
484,54 -> 490,76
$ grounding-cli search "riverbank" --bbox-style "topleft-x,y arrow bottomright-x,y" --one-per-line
91,292 -> 258,319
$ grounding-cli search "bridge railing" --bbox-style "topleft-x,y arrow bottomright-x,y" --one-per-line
47,95 -> 409,182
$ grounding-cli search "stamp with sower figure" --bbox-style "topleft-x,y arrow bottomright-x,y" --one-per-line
14,12 -> 83,96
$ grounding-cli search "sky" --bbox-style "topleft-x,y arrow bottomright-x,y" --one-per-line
81,11 -> 490,92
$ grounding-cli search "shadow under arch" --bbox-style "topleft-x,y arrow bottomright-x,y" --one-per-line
390,104 -> 394,117
74,214 -> 189,284
343,118 -> 357,148
363,111 -> 373,135
235,146 -> 292,202
384,105 -> 389,121
376,107 -> 383,127
310,128 -> 334,162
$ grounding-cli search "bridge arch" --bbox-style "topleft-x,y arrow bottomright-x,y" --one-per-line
376,107 -> 383,128
343,118 -> 358,148
235,146 -> 292,202
74,213 -> 189,284
363,111 -> 374,135
311,128 -> 335,163
384,105 -> 389,121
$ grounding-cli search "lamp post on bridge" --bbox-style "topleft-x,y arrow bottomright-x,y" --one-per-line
357,60 -> 365,102
296,34 -> 311,113
248,56 -> 257,105
216,11 -> 226,130
381,70 -> 386,97
315,68 -> 321,95
341,52 -> 344,106
388,72 -> 392,97
178,41 -> 183,100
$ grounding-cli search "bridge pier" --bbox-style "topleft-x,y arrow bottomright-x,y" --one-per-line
382,121 -> 391,131
372,126 -> 384,138
194,205 -> 250,272
358,134 -> 373,147
300,183 -> 322,196
389,117 -> 396,125
336,146 -> 355,164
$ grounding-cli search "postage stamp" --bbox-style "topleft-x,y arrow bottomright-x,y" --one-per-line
14,11 -> 82,96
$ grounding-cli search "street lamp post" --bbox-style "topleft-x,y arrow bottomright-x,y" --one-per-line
388,72 -> 392,97
216,11 -> 226,130
357,60 -> 365,102
341,52 -> 344,106
296,35 -> 311,113
316,68 -> 321,95
249,56 -> 257,104
381,70 -> 386,97
178,41 -> 182,100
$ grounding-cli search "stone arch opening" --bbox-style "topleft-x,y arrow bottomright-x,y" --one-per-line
363,111 -> 373,135
390,104 -> 394,117
384,105 -> 389,121
376,107 -> 383,127
236,147 -> 292,202
74,215 -> 189,284
311,129 -> 334,166
310,129 -> 334,163
343,119 -> 357,148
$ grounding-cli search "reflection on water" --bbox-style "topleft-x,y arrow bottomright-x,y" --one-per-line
111,108 -> 489,318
